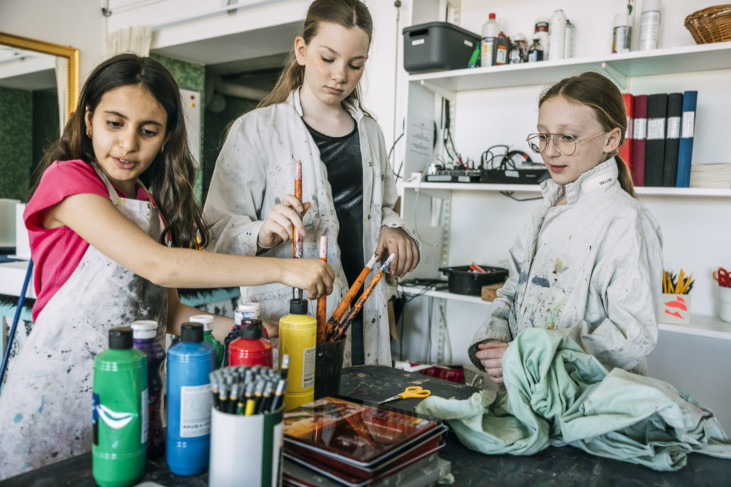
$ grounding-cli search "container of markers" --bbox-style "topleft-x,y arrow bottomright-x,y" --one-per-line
209,365 -> 286,487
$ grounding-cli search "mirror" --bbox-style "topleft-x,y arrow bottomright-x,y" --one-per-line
0,33 -> 78,202
0,32 -> 79,120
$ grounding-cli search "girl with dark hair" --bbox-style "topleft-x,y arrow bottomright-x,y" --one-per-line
0,53 -> 334,478
469,71 -> 663,384
204,0 -> 419,366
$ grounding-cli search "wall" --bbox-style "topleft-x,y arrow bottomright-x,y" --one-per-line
0,0 -> 106,82
203,94 -> 258,200
0,87 -> 32,200
150,53 -> 206,200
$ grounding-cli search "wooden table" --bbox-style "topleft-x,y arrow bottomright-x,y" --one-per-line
2,365 -> 728,486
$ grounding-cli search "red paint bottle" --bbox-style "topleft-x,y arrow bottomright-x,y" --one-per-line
228,318 -> 273,368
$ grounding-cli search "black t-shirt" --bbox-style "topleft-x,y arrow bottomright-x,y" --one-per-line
303,119 -> 364,288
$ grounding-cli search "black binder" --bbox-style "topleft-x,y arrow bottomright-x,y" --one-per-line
644,93 -> 668,187
662,93 -> 683,187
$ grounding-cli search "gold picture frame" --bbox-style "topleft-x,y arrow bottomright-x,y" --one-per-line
0,32 -> 79,119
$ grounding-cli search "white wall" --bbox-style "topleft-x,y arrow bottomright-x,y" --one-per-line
0,0 -> 106,82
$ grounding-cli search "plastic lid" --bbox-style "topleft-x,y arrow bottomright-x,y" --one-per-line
289,298 -> 308,315
643,0 -> 661,11
614,12 -> 630,27
237,301 -> 260,312
131,320 -> 158,339
240,318 -> 263,339
181,322 -> 204,343
488,13 -> 496,19
109,327 -> 133,350
189,314 -> 214,332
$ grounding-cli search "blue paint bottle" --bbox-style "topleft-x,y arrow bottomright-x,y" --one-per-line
166,322 -> 215,476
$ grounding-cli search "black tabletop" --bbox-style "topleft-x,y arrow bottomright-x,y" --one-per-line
2,365 -> 728,486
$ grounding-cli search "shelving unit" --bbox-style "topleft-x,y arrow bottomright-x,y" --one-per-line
399,284 -> 731,340
396,0 -> 731,435
401,180 -> 731,198
409,41 -> 731,95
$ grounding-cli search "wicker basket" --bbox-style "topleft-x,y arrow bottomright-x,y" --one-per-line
684,4 -> 731,44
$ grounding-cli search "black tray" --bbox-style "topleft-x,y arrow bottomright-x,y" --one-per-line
438,265 -> 508,296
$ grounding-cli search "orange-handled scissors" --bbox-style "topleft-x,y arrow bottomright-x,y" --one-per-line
714,267 -> 730,288
378,386 -> 431,404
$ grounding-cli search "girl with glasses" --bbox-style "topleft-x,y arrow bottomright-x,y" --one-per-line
469,71 -> 663,385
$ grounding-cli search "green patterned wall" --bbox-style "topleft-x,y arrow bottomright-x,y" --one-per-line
151,53 -> 205,202
0,87 -> 33,201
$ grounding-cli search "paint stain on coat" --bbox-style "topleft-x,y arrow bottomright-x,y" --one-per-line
13,413 -> 23,423
531,276 -> 550,287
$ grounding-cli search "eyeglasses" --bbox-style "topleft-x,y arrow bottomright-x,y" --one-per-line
525,131 -> 606,156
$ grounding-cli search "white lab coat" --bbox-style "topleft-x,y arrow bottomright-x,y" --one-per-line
469,159 -> 663,374
203,89 -> 409,365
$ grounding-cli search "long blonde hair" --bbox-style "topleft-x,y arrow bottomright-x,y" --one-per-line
539,71 -> 637,199
257,0 -> 373,109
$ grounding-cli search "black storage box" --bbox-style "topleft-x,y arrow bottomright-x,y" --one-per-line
403,22 -> 480,73
438,265 -> 508,296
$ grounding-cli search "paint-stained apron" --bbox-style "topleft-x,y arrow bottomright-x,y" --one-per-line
0,164 -> 167,479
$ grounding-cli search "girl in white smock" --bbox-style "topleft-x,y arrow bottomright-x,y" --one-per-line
204,0 -> 419,366
470,72 -> 663,385
0,54 -> 334,480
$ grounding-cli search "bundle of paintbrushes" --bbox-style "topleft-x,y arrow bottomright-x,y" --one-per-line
322,253 -> 396,342
210,358 -> 289,416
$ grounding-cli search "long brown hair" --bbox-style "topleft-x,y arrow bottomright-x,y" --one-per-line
539,71 -> 637,198
29,53 -> 209,248
257,0 -> 373,109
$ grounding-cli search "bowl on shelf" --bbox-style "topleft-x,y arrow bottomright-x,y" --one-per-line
684,4 -> 731,44
438,265 -> 508,296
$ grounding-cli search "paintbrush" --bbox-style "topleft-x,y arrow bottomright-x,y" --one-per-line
324,254 -> 378,341
330,253 -> 395,342
293,159 -> 304,300
317,236 -> 328,342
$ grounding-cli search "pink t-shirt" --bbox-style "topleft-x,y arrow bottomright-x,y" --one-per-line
24,160 -> 154,321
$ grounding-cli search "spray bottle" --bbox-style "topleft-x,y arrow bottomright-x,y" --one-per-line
166,322 -> 215,476
92,327 -> 147,487
279,298 -> 316,410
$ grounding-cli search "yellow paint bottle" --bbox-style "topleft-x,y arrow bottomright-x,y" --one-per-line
279,299 -> 316,410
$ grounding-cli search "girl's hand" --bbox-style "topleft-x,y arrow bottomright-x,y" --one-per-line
475,340 -> 509,384
375,226 -> 419,278
258,195 -> 309,250
279,258 -> 335,299
262,320 -> 279,339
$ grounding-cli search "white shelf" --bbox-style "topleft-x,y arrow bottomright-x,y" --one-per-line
659,314 -> 731,341
399,284 -> 488,304
409,41 -> 731,93
400,180 -> 731,198
400,285 -> 731,340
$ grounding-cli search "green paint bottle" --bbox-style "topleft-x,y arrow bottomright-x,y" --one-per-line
190,314 -> 224,368
92,327 -> 148,487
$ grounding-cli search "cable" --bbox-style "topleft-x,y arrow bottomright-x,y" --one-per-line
499,191 -> 543,202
